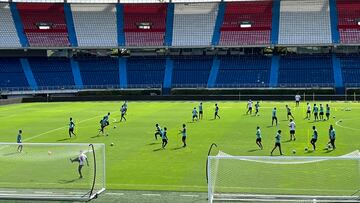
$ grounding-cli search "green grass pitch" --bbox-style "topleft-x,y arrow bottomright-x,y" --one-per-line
0,101 -> 359,194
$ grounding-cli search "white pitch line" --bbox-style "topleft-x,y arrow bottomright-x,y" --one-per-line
180,194 -> 199,197
0,191 -> 16,193
335,119 -> 360,131
106,192 -> 124,196
142,194 -> 161,196
34,191 -> 53,194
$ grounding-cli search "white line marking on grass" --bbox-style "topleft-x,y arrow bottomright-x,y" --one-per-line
0,191 -> 16,193
180,194 -> 199,197
106,192 -> 124,196
142,193 -> 161,196
34,191 -> 53,194
69,192 -> 86,195
335,119 -> 360,131
24,112 -> 115,142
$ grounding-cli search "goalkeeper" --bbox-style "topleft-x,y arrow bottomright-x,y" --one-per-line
70,150 -> 89,179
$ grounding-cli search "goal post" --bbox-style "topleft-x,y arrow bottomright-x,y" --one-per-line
0,142 -> 105,201
208,152 -> 360,202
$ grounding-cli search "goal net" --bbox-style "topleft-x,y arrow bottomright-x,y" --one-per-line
208,151 -> 360,202
0,143 -> 105,201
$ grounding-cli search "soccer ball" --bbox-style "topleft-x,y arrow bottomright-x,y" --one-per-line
292,149 -> 296,154
327,144 -> 332,150
304,147 -> 308,152
333,116 -> 336,118
114,126 -> 117,129
110,143 -> 114,146
48,151 -> 52,155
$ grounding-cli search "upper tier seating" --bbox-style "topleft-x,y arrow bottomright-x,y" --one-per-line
172,3 -> 218,46
0,3 -> 21,48
17,3 -> 70,47
337,0 -> 360,44
219,1 -> 272,46
278,0 -> 332,45
123,4 -> 167,47
71,4 -> 118,47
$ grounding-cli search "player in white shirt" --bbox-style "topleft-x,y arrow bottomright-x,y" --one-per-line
255,126 -> 263,150
295,94 -> 301,107
306,102 -> 311,119
70,150 -> 89,179
246,99 -> 253,115
192,107 -> 198,122
288,119 -> 296,141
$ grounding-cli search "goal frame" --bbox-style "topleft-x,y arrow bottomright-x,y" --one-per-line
0,142 -> 106,202
207,155 -> 360,203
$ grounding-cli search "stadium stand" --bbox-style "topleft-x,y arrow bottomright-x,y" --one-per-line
278,55 -> 334,87
16,3 -> 70,47
0,58 -> 28,89
126,57 -> 166,88
219,1 -> 272,46
339,55 -> 360,86
0,3 -> 21,48
215,56 -> 272,87
336,0 -> 360,44
278,0 -> 332,45
123,4 -> 167,47
28,58 -> 74,88
76,57 -> 119,87
71,4 -> 117,47
172,3 -> 218,46
172,56 -> 213,87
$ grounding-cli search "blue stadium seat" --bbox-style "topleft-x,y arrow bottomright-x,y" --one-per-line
77,57 -> 119,87
172,56 -> 213,87
126,57 -> 166,88
339,55 -> 360,87
215,56 -> 272,87
28,58 -> 75,88
0,58 -> 28,89
278,55 -> 334,87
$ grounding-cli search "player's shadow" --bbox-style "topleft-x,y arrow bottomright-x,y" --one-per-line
57,138 -> 71,142
266,125 -> 276,128
90,134 -> 101,139
147,142 -> 160,146
283,140 -> 292,143
171,146 -> 184,151
58,179 -> 78,184
324,149 -> 334,153
153,148 -> 163,152
247,149 -> 261,152
2,152 -> 19,156
305,150 -> 314,154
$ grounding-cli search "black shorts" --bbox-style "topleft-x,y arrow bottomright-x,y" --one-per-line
287,112 -> 292,116
69,128 -> 74,132
249,107 -> 252,111
275,143 -> 281,147
256,138 -> 261,142
319,112 -> 324,116
272,116 -> 277,120
314,113 -> 318,116
311,138 -> 317,143
326,113 -> 330,117
162,139 -> 168,143
199,111 -> 203,114
182,136 -> 186,141
290,130 -> 295,134
307,110 -> 311,114
193,115 -> 198,119
215,112 -> 218,116
296,101 -> 300,103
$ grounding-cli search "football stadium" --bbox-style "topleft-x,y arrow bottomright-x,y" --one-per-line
0,0 -> 359,202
